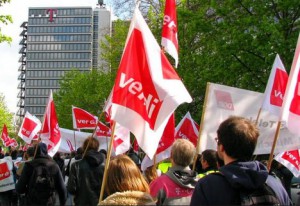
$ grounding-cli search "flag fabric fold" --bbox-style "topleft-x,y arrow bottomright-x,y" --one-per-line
281,33 -> 300,136
18,111 -> 42,144
111,8 -> 192,159
262,54 -> 288,116
72,106 -> 98,129
161,0 -> 178,67
40,90 -> 61,157
1,124 -> 10,146
141,114 -> 175,171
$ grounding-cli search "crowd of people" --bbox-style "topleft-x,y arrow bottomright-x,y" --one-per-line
0,116 -> 295,205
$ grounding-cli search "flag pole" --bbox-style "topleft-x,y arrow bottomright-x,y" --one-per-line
255,108 -> 262,126
193,82 -> 210,171
267,121 -> 282,171
73,130 -> 76,151
99,121 -> 116,202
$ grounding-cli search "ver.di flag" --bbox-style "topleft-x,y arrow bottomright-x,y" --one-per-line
162,0 -> 178,67
0,124 -> 10,145
18,111 -> 42,144
274,149 -> 300,177
281,33 -> 300,136
262,54 -> 288,116
40,90 -> 61,157
72,106 -> 98,129
175,111 -> 199,147
111,8 -> 192,159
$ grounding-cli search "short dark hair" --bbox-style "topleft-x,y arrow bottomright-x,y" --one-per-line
217,116 -> 259,161
82,136 -> 99,152
201,149 -> 218,169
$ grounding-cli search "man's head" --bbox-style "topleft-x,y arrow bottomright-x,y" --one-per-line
170,139 -> 196,167
217,116 -> 259,162
201,149 -> 218,170
82,136 -> 99,152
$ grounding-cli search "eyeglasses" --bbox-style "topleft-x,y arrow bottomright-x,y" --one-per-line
215,137 -> 221,145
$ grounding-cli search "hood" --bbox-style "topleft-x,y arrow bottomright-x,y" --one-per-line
98,190 -> 156,206
34,142 -> 49,159
219,161 -> 269,190
166,166 -> 198,189
83,150 -> 104,167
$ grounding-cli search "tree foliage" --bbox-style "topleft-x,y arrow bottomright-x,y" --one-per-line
0,0 -> 13,44
54,70 -> 114,129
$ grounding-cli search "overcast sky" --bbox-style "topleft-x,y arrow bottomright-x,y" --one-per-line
0,0 -> 113,114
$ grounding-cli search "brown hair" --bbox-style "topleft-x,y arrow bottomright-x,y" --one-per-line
217,116 -> 259,161
82,136 -> 99,152
171,139 -> 196,167
105,155 -> 150,195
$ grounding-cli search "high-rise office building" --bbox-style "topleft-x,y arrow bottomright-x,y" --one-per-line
17,5 -> 111,123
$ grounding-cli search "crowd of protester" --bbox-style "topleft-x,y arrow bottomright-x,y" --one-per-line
0,116 -> 296,205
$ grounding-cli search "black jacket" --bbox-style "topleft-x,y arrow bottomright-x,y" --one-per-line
190,161 -> 291,205
67,150 -> 105,206
16,143 -> 67,206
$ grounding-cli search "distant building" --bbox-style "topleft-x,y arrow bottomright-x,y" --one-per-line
17,5 -> 111,123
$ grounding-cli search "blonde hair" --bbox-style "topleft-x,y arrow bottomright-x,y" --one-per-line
171,139 -> 196,167
105,155 -> 150,195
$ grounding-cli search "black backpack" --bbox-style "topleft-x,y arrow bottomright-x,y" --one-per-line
27,163 -> 56,205
239,183 -> 281,205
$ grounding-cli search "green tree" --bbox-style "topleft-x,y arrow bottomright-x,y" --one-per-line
0,93 -> 14,147
0,0 -> 13,44
54,70 -> 114,129
176,0 -> 300,120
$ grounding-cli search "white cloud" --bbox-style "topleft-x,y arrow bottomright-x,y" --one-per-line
0,0 -> 113,114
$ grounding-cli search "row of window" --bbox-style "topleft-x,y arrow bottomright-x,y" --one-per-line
28,26 -> 92,34
27,70 -> 68,78
28,17 -> 92,25
25,106 -> 45,115
27,61 -> 91,69
28,34 -> 92,42
29,8 -> 92,17
27,52 -> 91,60
27,43 -> 91,51
25,97 -> 48,105
25,88 -> 58,96
26,79 -> 60,87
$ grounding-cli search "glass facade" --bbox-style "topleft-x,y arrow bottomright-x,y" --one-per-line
17,7 -> 111,121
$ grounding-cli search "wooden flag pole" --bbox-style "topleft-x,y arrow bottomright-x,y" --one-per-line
255,108 -> 262,126
99,121 -> 116,202
192,82 -> 210,171
267,121 -> 282,171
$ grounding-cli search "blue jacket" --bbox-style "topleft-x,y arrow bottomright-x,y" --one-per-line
190,161 -> 291,205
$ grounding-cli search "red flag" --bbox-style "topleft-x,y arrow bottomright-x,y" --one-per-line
72,106 -> 98,129
40,90 -> 61,157
95,121 -> 111,138
262,54 -> 288,116
162,0 -> 178,67
175,112 -> 199,147
133,139 -> 139,153
141,114 -> 175,171
6,138 -> 18,148
1,124 -> 10,145
274,149 -> 300,177
18,111 -> 42,144
113,123 -> 130,155
281,33 -> 300,135
111,8 -> 192,159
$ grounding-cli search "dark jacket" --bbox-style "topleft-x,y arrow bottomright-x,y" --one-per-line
67,150 -> 105,206
190,161 -> 291,205
16,143 -> 67,206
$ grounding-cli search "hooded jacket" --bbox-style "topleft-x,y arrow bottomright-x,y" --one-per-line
67,150 -> 105,206
150,166 -> 198,205
190,161 -> 291,205
16,143 -> 67,206
98,190 -> 156,205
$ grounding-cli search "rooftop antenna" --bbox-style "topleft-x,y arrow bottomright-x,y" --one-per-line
97,0 -> 106,8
